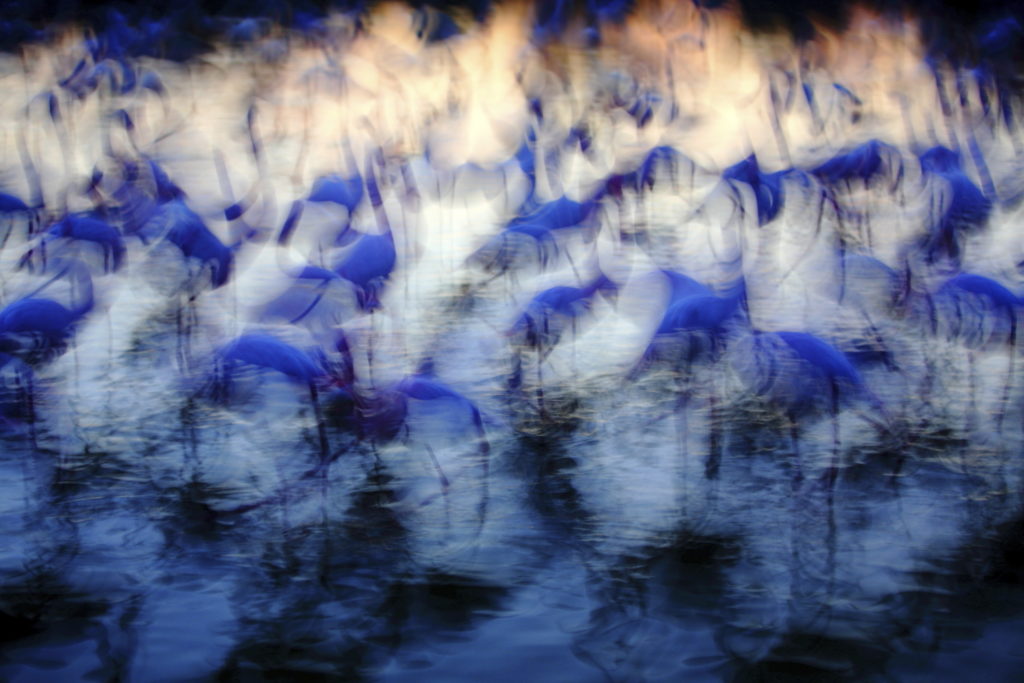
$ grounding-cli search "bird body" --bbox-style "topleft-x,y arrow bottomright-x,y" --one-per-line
655,285 -> 745,338
931,272 -> 1021,348
308,173 -> 364,213
918,146 -> 991,262
0,298 -> 84,340
723,155 -> 787,225
219,334 -> 323,382
144,200 -> 233,288
634,145 -> 694,192
635,276 -> 746,374
292,264 -> 339,282
775,331 -> 863,388
811,139 -> 902,187
333,229 -> 396,310
44,214 -> 126,271
734,329 -> 878,422
0,260 -> 94,363
0,193 -> 29,214
509,195 -> 597,232
940,273 -> 1020,309
660,269 -> 712,301
510,275 -> 616,348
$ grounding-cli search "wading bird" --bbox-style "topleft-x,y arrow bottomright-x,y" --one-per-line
734,329 -> 889,494
507,272 -> 617,415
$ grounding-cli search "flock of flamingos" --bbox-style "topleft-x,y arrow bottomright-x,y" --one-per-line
0,1 -> 1023,678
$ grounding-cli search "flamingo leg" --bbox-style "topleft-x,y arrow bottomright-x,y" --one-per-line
308,381 -> 330,472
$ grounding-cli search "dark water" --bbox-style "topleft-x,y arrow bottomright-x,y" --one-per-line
2,4 -> 1024,681
2,330 -> 1023,681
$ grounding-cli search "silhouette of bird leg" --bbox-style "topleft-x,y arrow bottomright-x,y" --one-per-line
998,317 -> 1016,431
673,378 -> 690,503
175,298 -> 189,373
365,313 -> 378,391
0,217 -> 11,255
821,381 -> 843,621
673,367 -> 692,470
507,342 -> 524,391
823,379 -> 841,497
533,317 -> 547,419
564,246 -> 583,283
16,124 -> 42,239
966,347 -> 979,435
706,386 -> 724,480
23,368 -> 38,449
308,380 -> 331,470
788,415 -> 804,495
418,443 -> 451,528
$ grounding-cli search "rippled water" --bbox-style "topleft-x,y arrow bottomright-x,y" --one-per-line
1,3 -> 1024,681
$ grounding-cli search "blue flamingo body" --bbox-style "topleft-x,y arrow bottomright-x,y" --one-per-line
723,155 -> 787,225
0,193 -> 29,214
661,269 -> 712,301
0,261 -> 94,363
940,273 -> 1020,310
308,173 -> 364,213
218,334 -> 325,382
292,264 -> 340,282
634,145 -> 692,192
933,273 -> 1021,350
510,195 -> 596,232
0,298 -> 84,340
918,147 -> 991,262
147,201 -> 233,288
510,275 -> 616,347
775,331 -> 863,388
638,277 -> 745,371
333,230 -> 396,310
45,214 -> 126,271
654,291 -> 743,337
811,139 -> 900,186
